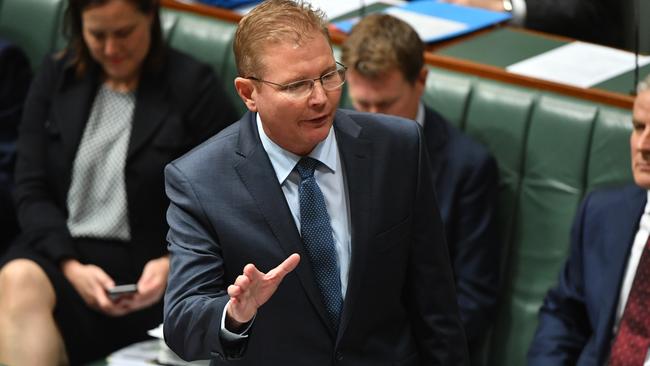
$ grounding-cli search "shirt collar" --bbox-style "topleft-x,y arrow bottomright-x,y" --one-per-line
415,102 -> 425,127
256,113 -> 338,185
645,191 -> 650,214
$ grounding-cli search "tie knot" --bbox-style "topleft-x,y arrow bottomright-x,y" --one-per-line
296,157 -> 319,180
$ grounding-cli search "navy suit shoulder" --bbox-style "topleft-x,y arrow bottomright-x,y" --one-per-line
528,184 -> 646,366
422,106 -> 500,348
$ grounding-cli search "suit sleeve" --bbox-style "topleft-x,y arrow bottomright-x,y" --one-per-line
13,56 -> 78,262
406,126 -> 470,365
163,162 -> 244,362
527,193 -> 593,365
453,152 -> 500,345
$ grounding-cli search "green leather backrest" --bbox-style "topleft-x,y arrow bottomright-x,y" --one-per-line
0,0 -> 66,70
160,9 -> 243,113
0,2 -> 635,365
588,108 -> 635,190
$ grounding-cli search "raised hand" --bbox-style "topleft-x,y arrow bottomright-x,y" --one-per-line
226,254 -> 300,331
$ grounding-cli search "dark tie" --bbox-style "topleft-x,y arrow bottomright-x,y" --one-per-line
296,157 -> 343,329
609,235 -> 650,366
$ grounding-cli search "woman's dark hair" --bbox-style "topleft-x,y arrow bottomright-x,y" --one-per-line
63,0 -> 165,77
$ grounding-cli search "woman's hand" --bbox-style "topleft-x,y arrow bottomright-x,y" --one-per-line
61,259 -> 132,317
121,256 -> 170,311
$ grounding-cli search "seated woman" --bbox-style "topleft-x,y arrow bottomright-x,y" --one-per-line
0,0 -> 238,364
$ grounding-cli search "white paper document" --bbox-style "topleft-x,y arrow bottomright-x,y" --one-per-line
506,42 -> 650,88
385,7 -> 467,42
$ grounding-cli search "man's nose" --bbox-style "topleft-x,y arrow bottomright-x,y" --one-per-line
309,80 -> 328,105
640,128 -> 650,150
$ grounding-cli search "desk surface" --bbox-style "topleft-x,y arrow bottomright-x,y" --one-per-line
161,0 -> 637,109
437,27 -> 650,96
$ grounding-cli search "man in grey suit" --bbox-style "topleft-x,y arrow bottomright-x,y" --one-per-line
163,1 -> 469,364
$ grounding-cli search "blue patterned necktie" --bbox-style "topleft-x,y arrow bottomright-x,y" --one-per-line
296,157 -> 343,329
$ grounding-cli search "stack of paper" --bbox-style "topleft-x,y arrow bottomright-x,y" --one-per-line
507,42 -> 650,88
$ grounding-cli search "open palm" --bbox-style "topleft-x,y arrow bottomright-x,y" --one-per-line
226,253 -> 301,329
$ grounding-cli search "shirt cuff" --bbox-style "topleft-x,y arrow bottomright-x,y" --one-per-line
220,301 -> 254,341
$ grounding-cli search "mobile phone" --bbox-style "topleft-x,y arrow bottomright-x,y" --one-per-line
107,284 -> 138,300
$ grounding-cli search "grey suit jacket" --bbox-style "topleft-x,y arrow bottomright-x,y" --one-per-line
163,109 -> 469,365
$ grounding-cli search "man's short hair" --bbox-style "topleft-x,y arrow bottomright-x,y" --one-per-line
341,14 -> 424,84
233,0 -> 330,78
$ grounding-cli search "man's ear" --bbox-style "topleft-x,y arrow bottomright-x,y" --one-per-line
234,77 -> 258,112
414,66 -> 428,98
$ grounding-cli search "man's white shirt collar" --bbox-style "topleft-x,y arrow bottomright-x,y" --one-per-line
256,113 -> 338,184
415,102 -> 425,127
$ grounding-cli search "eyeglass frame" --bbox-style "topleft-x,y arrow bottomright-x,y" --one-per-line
245,61 -> 348,98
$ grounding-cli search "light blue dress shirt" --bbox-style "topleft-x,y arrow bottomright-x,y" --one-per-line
221,114 -> 352,339
256,113 -> 352,296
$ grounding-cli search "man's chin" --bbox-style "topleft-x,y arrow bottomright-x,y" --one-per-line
633,174 -> 650,190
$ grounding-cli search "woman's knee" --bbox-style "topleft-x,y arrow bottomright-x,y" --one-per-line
0,259 -> 55,310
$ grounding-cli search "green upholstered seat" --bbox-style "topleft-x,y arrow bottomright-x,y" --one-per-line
161,10 -> 243,113
424,69 -> 473,129
588,107 -> 634,190
0,0 -> 65,70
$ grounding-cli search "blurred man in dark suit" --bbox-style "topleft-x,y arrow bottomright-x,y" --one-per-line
342,14 -> 500,359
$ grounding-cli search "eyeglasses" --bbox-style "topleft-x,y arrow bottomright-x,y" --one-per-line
246,62 -> 347,99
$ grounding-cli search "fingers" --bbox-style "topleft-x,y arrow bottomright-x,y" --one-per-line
92,267 -> 116,291
266,253 -> 300,281
227,273 -> 251,299
136,257 -> 170,294
280,253 -> 300,273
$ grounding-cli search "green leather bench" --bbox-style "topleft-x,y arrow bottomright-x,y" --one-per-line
0,1 -> 634,365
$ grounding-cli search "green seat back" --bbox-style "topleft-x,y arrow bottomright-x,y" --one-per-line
161,9 -> 243,114
0,0 -> 65,70
587,107 -> 634,191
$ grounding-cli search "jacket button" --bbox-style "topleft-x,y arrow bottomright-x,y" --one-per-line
335,351 -> 343,361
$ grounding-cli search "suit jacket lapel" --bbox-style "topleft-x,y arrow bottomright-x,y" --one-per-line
332,110 -> 373,341
52,66 -> 98,162
233,112 -> 336,336
596,185 -> 646,363
127,71 -> 169,160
